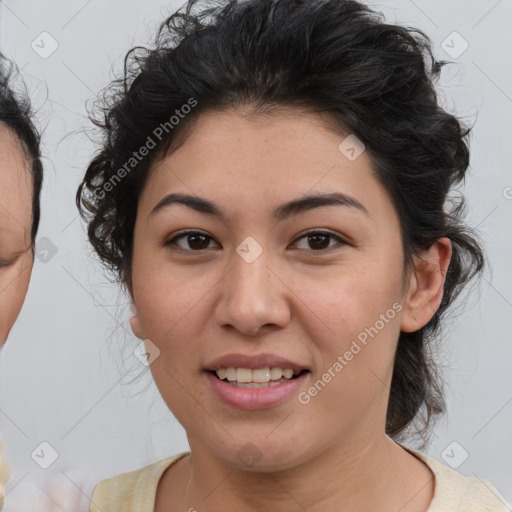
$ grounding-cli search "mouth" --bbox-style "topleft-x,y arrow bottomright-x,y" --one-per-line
204,367 -> 311,410
208,368 -> 311,388
203,353 -> 311,409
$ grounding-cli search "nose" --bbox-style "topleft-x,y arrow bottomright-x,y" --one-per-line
214,247 -> 291,336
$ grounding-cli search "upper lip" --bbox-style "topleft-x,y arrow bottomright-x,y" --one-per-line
204,353 -> 309,373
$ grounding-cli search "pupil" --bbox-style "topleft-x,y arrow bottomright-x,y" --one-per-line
189,234 -> 209,250
309,234 -> 329,250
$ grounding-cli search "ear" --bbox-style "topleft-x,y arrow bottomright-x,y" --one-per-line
400,237 -> 452,333
130,304 -> 143,339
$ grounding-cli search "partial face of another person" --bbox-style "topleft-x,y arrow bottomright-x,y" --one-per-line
129,108 -> 450,470
0,125 -> 34,346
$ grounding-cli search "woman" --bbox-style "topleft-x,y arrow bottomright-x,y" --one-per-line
77,0 -> 511,510
0,54 -> 43,509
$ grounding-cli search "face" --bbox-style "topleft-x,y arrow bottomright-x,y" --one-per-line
0,125 -> 34,346
129,108 -> 448,470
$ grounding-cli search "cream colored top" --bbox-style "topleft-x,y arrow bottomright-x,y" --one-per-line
0,437 -> 11,510
89,445 -> 511,511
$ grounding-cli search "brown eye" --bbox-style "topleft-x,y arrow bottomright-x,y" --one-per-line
292,231 -> 346,252
165,231 -> 218,252
165,229 -> 347,254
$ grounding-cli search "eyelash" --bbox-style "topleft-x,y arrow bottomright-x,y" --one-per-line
165,230 -> 348,254
0,257 -> 18,268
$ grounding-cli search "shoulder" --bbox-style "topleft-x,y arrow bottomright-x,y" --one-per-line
89,452 -> 190,512
401,445 -> 511,512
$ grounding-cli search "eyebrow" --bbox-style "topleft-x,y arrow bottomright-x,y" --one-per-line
149,191 -> 369,222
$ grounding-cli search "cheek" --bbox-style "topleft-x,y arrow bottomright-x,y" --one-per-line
0,263 -> 32,343
296,256 -> 403,342
134,267 -> 213,336
131,256 -> 218,380
295,260 -> 403,404
133,270 -> 213,420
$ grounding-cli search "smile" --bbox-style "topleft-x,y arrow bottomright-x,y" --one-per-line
214,366 -> 305,384
205,369 -> 310,410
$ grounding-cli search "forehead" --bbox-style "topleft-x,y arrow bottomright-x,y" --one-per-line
0,124 -> 33,237
139,108 -> 396,224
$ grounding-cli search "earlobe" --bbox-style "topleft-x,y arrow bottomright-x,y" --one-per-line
130,306 -> 143,339
400,237 -> 452,333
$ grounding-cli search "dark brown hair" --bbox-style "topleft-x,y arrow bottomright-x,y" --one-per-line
77,0 -> 485,446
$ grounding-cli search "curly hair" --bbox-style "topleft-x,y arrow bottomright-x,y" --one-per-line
0,53 -> 43,243
76,0 -> 485,445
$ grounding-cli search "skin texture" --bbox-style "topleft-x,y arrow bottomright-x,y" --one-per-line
129,108 -> 452,512
0,125 -> 34,346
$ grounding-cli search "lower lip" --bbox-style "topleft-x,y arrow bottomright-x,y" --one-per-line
205,371 -> 309,410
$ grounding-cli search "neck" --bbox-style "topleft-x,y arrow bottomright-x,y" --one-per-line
165,434 -> 434,512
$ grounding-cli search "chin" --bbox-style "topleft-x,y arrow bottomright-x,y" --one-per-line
212,436 -> 309,473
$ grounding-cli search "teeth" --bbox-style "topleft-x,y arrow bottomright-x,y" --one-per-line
236,368 -> 253,383
226,380 -> 290,388
282,369 -> 294,379
252,368 -> 270,382
214,367 -> 300,383
270,367 -> 283,380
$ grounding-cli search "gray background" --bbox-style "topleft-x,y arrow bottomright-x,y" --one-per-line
0,0 -> 510,508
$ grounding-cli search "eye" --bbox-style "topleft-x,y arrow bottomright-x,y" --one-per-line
165,231 -> 219,252
0,255 -> 18,268
291,230 -> 347,252
165,229 -> 347,254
